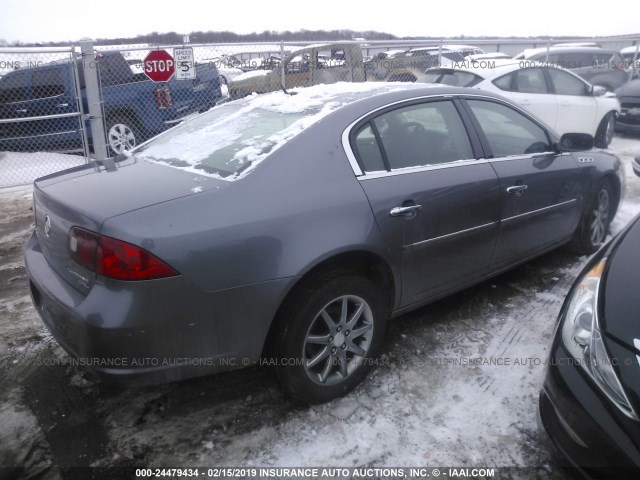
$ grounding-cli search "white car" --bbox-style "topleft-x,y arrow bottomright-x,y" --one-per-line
422,60 -> 620,148
441,44 -> 486,57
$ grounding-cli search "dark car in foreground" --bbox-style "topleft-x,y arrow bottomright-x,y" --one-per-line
25,83 -> 623,403
539,211 -> 640,479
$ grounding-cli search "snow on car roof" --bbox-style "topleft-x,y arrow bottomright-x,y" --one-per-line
135,82 -> 421,181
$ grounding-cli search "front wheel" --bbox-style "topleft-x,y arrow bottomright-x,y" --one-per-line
273,271 -> 387,404
568,180 -> 615,254
594,112 -> 615,149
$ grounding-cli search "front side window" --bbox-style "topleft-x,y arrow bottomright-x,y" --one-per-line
369,101 -> 474,169
466,99 -> 551,157
547,68 -> 588,96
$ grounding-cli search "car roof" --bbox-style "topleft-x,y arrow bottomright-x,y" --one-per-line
520,46 -> 618,58
621,46 -> 640,54
428,59 -> 526,78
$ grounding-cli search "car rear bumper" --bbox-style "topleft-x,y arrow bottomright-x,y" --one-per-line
24,230 -> 295,386
538,341 -> 640,479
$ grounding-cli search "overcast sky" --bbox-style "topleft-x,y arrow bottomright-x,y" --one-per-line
0,0 -> 638,43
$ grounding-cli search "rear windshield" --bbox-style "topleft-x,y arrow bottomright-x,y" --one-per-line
135,83 -> 406,179
423,69 -> 483,87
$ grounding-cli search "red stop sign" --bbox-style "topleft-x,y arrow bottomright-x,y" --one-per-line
143,50 -> 175,82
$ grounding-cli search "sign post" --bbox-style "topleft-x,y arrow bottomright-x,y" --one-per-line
143,50 -> 175,82
174,47 -> 196,80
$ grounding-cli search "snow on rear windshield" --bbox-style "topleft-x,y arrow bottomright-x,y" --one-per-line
135,82 -> 413,180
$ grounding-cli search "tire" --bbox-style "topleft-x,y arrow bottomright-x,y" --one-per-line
105,115 -> 144,156
568,180 -> 615,254
273,270 -> 388,404
594,112 -> 615,149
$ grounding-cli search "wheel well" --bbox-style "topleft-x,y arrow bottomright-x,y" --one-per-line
261,251 -> 396,357
602,173 -> 621,215
104,108 -> 145,132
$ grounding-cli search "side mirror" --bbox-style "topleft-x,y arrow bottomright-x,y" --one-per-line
559,133 -> 594,151
592,85 -> 607,97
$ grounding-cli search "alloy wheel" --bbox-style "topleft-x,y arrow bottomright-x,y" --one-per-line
303,295 -> 374,385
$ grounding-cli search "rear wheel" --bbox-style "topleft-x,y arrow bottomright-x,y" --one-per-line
105,115 -> 144,156
594,112 -> 615,149
273,271 -> 387,404
568,180 -> 614,254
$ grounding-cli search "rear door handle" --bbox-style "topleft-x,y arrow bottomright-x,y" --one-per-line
506,184 -> 528,195
57,103 -> 69,108
15,109 -> 27,113
390,205 -> 422,217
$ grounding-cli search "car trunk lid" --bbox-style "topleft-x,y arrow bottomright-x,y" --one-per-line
33,157 -> 228,293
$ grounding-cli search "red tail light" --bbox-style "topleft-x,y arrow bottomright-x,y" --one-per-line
69,227 -> 178,281
154,86 -> 173,109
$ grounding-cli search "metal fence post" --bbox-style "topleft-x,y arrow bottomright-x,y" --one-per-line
80,40 -> 109,161
631,41 -> 639,82
280,41 -> 286,91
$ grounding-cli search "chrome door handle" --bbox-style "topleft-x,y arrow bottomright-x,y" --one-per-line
15,109 -> 27,113
390,205 -> 422,217
57,103 -> 69,108
506,184 -> 528,194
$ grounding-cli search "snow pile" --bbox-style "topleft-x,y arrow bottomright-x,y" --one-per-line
0,151 -> 85,188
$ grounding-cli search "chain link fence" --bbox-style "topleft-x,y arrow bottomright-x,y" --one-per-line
0,47 -> 88,188
1,37 -> 639,188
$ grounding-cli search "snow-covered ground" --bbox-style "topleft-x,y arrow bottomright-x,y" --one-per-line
0,135 -> 639,478
0,151 -> 86,189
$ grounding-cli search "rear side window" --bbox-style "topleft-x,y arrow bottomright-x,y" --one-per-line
353,124 -> 385,172
0,71 -> 29,104
371,101 -> 474,169
492,73 -> 513,91
32,68 -> 66,99
547,69 -> 588,96
513,68 -> 548,94
592,52 -> 621,68
466,100 -> 551,157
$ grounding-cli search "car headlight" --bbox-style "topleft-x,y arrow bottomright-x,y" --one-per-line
561,259 -> 639,420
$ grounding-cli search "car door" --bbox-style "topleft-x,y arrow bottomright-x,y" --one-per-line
492,68 -> 559,131
461,98 -> 583,268
545,68 -> 598,136
351,98 -> 502,307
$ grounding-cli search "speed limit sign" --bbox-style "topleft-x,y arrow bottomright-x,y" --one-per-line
173,47 -> 196,80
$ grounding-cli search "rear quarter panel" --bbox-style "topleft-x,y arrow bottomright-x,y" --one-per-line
99,108 -> 394,294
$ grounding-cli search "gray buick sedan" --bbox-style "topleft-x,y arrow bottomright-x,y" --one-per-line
25,83 -> 623,403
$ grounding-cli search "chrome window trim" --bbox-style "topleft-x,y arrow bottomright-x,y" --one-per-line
487,151 -> 571,163
502,198 -> 577,224
341,92 -> 559,178
407,221 -> 498,248
359,158 -> 489,180
342,93 -> 453,177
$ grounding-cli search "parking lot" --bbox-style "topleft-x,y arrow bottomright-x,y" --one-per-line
0,133 -> 638,478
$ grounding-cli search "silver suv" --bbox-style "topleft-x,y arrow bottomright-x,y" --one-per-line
515,47 -> 628,91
